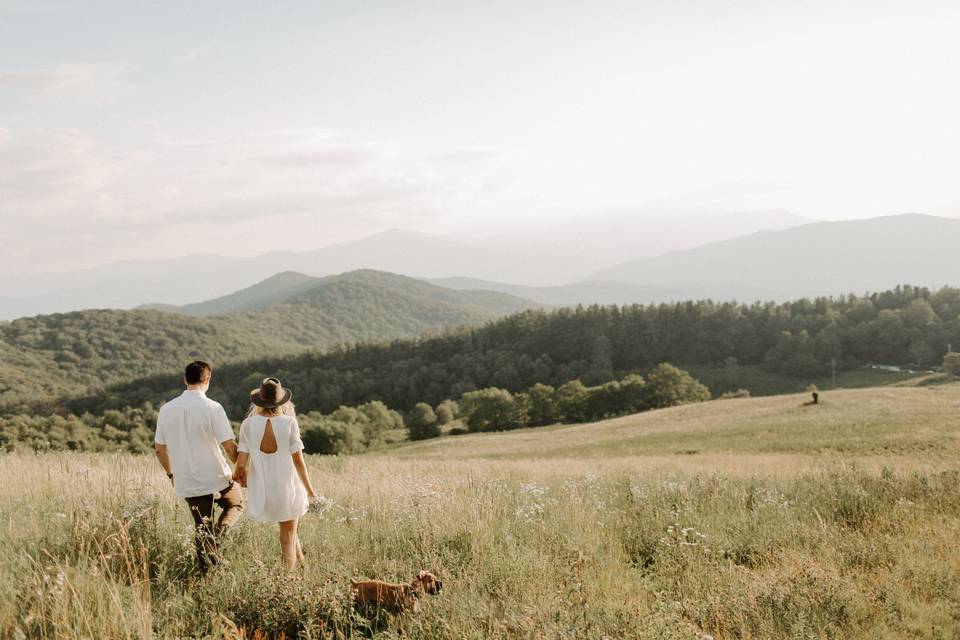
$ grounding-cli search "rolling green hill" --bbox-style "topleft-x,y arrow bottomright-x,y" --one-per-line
67,283 -> 958,420
141,269 -> 540,319
0,270 -> 538,412
139,271 -> 322,316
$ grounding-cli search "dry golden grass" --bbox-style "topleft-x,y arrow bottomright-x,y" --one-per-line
3,384 -> 960,638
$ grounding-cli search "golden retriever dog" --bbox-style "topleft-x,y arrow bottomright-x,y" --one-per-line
350,570 -> 443,613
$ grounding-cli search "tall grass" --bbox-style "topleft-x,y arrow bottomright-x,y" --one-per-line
2,451 -> 960,639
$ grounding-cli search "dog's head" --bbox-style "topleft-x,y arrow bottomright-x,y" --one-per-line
411,570 -> 443,595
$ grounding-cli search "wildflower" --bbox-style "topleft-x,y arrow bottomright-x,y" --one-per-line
515,481 -> 548,522
307,495 -> 335,516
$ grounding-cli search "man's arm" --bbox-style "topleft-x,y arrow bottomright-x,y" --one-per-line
155,444 -> 173,484
221,439 -> 238,464
212,404 -> 238,463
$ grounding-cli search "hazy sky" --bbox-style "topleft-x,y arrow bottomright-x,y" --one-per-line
2,0 -> 959,274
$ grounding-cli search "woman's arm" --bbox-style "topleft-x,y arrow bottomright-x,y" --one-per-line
292,452 -> 316,498
232,452 -> 249,487
232,420 -> 250,486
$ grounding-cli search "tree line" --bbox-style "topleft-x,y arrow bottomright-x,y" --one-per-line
0,364 -> 712,454
64,285 -> 960,419
454,363 -> 710,434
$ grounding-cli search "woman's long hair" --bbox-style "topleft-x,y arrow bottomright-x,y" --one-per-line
245,401 -> 297,419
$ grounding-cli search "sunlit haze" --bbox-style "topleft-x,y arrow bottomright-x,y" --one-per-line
2,0 -> 959,274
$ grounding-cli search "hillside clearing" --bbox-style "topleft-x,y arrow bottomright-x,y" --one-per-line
389,383 -> 960,470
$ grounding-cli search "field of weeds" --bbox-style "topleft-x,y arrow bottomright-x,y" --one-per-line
3,385 -> 960,638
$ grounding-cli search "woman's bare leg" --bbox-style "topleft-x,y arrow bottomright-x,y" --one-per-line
279,519 -> 299,570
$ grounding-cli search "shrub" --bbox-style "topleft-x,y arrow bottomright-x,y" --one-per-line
357,400 -> 404,446
408,402 -> 440,440
720,388 -> 751,399
435,399 -> 459,424
944,352 -> 960,376
298,414 -> 363,455
644,363 -> 711,409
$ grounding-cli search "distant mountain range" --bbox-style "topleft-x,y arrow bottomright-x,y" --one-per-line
425,277 -> 679,306
0,270 -> 538,411
592,214 -> 960,300
425,277 -> 786,306
2,213 -> 959,320
426,214 -> 960,304
0,210 -> 807,319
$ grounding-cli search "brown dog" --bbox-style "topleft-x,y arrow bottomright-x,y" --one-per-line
350,570 -> 443,613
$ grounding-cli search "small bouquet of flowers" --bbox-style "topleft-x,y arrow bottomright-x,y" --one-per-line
307,494 -> 334,516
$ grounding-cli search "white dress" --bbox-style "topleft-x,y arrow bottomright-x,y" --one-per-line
238,415 -> 309,523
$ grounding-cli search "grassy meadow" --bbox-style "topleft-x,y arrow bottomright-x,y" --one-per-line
3,384 -> 960,639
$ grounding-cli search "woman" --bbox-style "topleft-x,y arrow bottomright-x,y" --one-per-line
233,377 -> 316,569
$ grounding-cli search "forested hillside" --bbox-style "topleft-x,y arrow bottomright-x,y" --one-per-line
0,309 -> 296,412
143,269 -> 536,319
69,284 -> 960,418
139,271 -> 322,316
0,271 -> 537,412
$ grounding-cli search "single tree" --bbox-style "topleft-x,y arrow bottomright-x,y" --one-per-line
556,380 -> 590,423
460,388 -> 524,432
526,383 -> 558,427
644,363 -> 711,409
408,402 -> 440,440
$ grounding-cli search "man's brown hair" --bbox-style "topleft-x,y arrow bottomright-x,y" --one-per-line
184,360 -> 212,385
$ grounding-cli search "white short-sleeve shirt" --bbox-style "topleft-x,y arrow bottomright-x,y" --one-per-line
155,390 -> 236,498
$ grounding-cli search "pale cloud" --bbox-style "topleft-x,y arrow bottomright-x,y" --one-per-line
0,125 -> 510,273
0,128 -> 111,220
264,148 -> 376,168
0,62 -> 128,102
2,0 -> 958,277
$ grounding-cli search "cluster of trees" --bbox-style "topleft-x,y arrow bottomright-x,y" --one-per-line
0,405 -> 159,454
407,399 -> 460,440
0,364 -> 713,453
67,285 -> 960,418
458,364 -> 709,433
0,398 -> 408,456
296,401 -> 405,455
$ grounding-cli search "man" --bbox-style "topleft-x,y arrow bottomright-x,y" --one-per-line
154,360 -> 243,574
